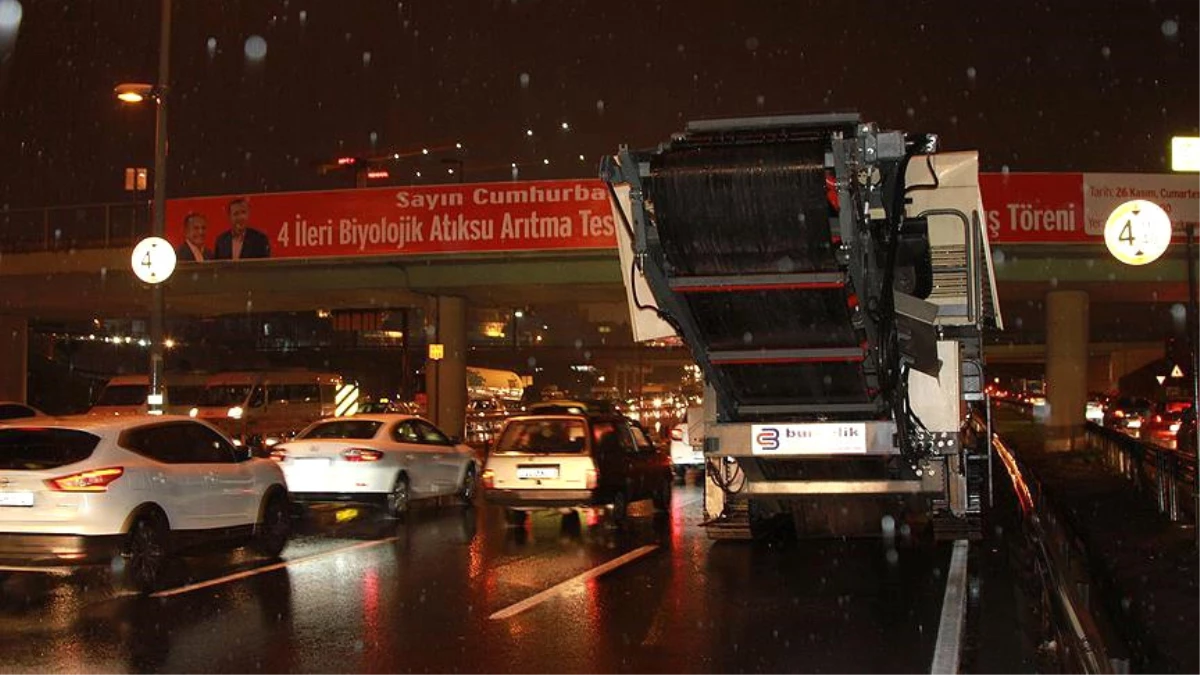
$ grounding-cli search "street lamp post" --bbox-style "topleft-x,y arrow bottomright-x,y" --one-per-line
1172,136 -> 1200,536
116,0 -> 171,414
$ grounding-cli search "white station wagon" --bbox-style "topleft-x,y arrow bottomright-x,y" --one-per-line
0,416 -> 291,593
271,414 -> 478,517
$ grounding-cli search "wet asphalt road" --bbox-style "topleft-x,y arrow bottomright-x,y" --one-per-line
0,482 -> 1013,674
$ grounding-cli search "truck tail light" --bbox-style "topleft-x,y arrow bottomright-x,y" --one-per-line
585,468 -> 598,490
481,469 -> 495,489
46,467 -> 125,492
343,448 -> 384,462
669,427 -> 684,442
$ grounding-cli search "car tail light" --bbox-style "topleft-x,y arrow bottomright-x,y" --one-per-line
585,468 -> 598,490
481,469 -> 495,489
1114,410 -> 1125,418
269,448 -> 288,462
46,467 -> 125,492
669,427 -> 684,442
343,448 -> 383,462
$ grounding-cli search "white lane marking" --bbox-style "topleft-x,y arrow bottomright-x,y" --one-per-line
489,544 -> 659,620
930,540 -> 970,674
151,537 -> 398,598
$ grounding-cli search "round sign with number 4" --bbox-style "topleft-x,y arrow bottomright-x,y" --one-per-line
1103,199 -> 1172,266
130,236 -> 177,284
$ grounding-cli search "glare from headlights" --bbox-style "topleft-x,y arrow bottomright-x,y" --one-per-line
189,407 -> 199,418
228,406 -> 244,419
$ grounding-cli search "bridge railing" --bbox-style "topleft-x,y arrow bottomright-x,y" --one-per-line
1085,421 -> 1197,523
0,202 -> 150,253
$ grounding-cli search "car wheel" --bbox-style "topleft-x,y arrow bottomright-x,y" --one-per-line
651,476 -> 672,512
458,464 -> 477,506
505,509 -> 527,526
122,512 -> 168,594
611,491 -> 629,524
252,491 -> 291,558
387,474 -> 410,518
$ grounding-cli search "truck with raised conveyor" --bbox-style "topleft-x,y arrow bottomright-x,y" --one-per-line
601,114 -> 1002,540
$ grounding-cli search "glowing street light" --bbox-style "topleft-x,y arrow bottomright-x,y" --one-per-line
114,82 -> 155,103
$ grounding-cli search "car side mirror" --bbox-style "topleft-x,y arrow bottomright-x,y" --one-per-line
449,435 -> 463,445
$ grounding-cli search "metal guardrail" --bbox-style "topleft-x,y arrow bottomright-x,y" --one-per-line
1085,422 -> 1197,523
0,202 -> 150,253
992,431 -> 1127,674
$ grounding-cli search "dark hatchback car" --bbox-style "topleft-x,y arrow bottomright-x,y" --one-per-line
1103,396 -> 1154,433
480,406 -> 673,525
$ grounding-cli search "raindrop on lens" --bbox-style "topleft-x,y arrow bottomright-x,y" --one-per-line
369,131 -> 378,147
362,51 -> 372,66
1161,19 -> 1179,38
519,72 -> 530,88
596,99 -> 605,115
745,36 -> 759,51
881,515 -> 896,536
574,338 -> 583,349
299,9 -> 307,25
244,35 -> 268,61
527,357 -> 537,369
992,249 -> 1006,265
886,549 -> 899,565
1101,46 -> 1111,59
0,0 -> 21,31
966,66 -> 977,80
742,331 -> 753,344
1170,303 -> 1186,327
206,37 -> 217,57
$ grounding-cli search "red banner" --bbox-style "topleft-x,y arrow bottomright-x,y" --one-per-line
978,173 -> 1088,243
165,172 -> 1192,258
164,179 -> 618,260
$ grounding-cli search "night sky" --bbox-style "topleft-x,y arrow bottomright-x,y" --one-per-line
0,0 -> 1196,209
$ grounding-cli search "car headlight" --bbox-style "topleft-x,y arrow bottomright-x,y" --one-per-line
189,407 -> 199,418
228,406 -> 244,419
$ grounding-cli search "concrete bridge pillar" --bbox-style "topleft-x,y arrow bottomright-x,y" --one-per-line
0,316 -> 28,403
424,295 -> 467,439
1045,290 -> 1089,451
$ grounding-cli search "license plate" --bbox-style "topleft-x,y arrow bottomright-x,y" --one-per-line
517,465 -> 559,479
0,492 -> 34,507
292,458 -> 331,470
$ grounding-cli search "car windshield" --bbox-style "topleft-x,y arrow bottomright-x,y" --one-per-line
199,385 -> 253,407
298,419 -> 383,440
168,385 -> 205,406
95,384 -> 147,406
496,418 -> 588,453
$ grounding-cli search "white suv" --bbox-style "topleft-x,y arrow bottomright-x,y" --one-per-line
0,415 -> 291,593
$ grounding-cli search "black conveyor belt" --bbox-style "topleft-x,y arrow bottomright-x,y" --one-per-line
642,131 -> 887,420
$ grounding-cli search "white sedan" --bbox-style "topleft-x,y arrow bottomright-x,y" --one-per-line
271,414 -> 478,517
